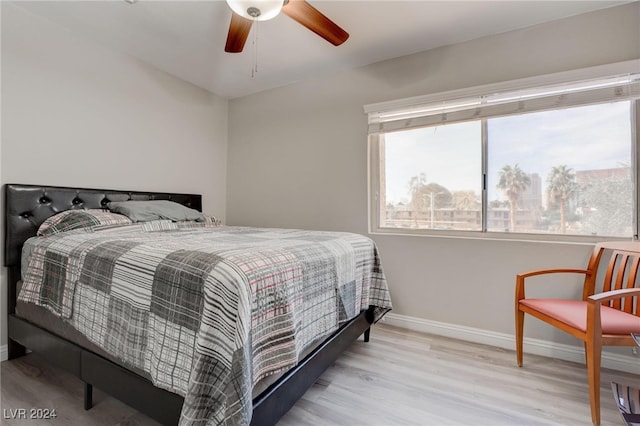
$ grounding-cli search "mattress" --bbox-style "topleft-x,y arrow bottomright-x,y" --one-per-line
18,224 -> 392,424
15,280 -> 328,398
16,279 -> 148,375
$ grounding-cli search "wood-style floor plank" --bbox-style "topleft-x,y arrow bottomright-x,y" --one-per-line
2,324 -> 638,425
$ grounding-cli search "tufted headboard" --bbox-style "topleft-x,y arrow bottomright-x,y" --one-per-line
4,184 -> 202,268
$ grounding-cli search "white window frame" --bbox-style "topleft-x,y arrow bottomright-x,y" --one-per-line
366,60 -> 640,243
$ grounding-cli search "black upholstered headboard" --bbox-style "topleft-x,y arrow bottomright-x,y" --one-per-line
3,184 -> 202,268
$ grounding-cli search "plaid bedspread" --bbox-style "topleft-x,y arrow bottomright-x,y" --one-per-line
19,224 -> 392,425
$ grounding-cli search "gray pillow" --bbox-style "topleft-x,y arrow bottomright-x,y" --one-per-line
107,200 -> 204,223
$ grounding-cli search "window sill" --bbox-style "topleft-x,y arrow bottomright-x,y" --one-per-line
369,227 -> 632,245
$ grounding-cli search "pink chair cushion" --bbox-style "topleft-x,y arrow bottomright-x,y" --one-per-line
520,298 -> 640,335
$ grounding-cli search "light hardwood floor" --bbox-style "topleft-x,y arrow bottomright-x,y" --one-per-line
2,324 -> 638,425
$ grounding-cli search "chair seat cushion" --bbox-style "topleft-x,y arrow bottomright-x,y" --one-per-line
520,299 -> 640,335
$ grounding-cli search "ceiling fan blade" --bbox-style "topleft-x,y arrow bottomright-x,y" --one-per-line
282,0 -> 349,46
225,12 -> 253,53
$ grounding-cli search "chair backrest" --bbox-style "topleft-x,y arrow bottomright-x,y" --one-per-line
585,241 -> 640,315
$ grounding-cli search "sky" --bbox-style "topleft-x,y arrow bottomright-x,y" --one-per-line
383,101 -> 632,204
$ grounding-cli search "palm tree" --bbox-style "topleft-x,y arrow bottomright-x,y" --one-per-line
408,173 -> 427,227
547,165 -> 578,233
497,164 -> 531,232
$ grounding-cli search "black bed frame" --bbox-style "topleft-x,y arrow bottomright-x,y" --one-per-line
4,184 -> 374,426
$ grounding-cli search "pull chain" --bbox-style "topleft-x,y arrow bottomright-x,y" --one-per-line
251,21 -> 259,78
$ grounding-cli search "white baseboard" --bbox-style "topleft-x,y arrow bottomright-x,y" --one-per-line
1,344 -> 7,362
382,313 -> 640,374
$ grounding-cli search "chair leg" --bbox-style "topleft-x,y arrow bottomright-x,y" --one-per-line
586,338 -> 602,425
515,308 -> 524,367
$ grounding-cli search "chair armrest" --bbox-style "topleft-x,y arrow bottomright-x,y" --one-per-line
517,268 -> 589,280
588,288 -> 640,304
516,269 -> 590,301
586,288 -> 640,334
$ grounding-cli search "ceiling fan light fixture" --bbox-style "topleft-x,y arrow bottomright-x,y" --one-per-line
226,0 -> 284,21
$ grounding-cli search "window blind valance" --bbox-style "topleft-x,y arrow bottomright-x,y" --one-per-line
365,73 -> 640,134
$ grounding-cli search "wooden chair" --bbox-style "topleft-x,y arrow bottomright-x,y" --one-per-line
515,241 -> 640,425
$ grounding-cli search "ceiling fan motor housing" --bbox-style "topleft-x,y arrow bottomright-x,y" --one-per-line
226,0 -> 284,21
247,7 -> 261,18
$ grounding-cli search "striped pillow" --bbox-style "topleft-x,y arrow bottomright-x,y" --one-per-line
37,209 -> 133,236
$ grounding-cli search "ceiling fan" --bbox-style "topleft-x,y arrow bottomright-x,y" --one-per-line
224,0 -> 349,53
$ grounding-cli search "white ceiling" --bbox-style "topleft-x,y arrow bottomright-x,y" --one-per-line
11,0 -> 631,99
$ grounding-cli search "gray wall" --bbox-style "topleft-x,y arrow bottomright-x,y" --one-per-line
0,4 -> 229,349
227,3 -> 640,352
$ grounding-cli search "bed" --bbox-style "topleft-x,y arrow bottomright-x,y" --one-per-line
4,184 -> 392,425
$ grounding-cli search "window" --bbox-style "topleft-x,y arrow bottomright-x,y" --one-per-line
380,122 -> 482,231
367,63 -> 640,241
